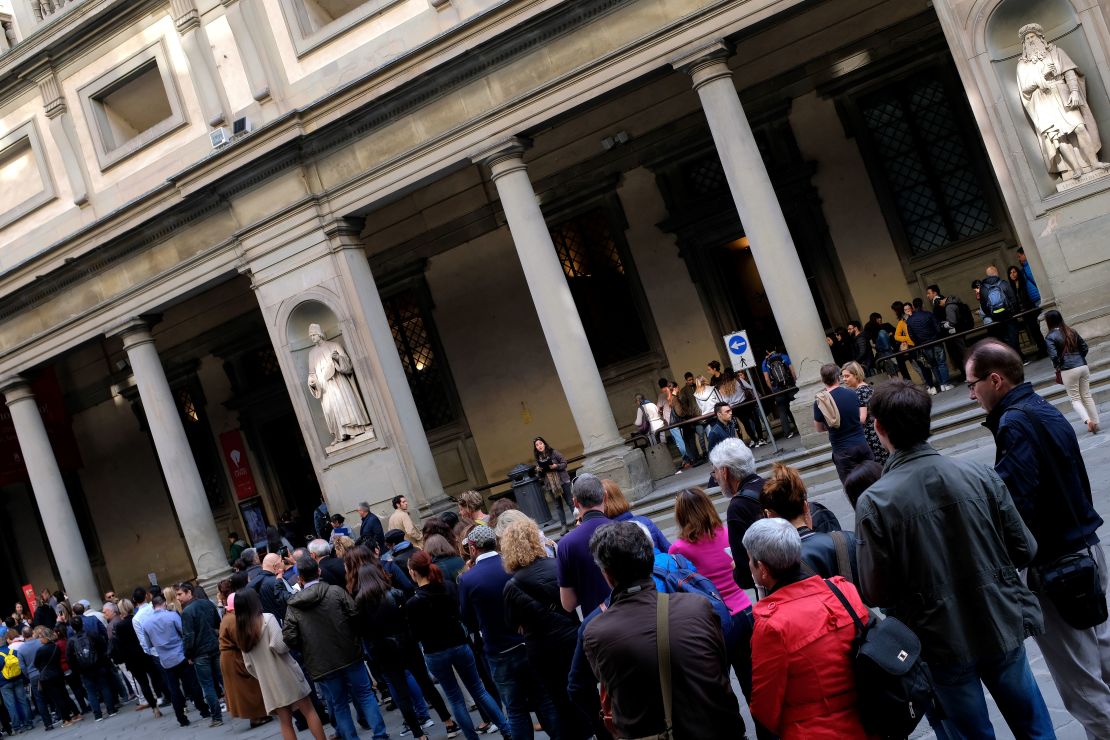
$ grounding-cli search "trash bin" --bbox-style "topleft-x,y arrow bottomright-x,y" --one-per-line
508,463 -> 553,525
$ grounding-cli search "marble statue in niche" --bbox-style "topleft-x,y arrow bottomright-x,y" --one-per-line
1017,22 -> 1110,188
306,323 -> 372,446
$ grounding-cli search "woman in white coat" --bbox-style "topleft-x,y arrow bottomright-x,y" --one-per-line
633,393 -> 665,444
235,588 -> 326,740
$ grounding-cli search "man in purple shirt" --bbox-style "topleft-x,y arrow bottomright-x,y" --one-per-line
558,473 -> 613,614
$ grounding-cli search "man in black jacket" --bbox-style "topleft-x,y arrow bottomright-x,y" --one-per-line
846,320 -> 874,374
969,340 -> 1110,736
705,402 -> 740,455
355,502 -> 384,553
709,438 -> 765,593
176,583 -> 222,727
979,266 -> 1023,357
250,553 -> 292,621
308,539 -> 345,587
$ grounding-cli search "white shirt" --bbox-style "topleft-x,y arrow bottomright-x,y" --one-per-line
132,602 -> 157,657
476,551 -> 499,564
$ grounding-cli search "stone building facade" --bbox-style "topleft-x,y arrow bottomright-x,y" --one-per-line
0,0 -> 1106,601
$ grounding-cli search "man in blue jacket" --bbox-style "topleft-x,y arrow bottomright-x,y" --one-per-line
968,339 -> 1110,737
458,524 -> 559,740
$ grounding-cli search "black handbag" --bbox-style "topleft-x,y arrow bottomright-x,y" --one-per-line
1004,407 -> 1108,630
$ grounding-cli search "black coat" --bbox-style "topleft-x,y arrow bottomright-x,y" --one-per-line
319,556 -> 346,588
249,569 -> 291,621
32,604 -> 55,629
358,515 -> 385,553
503,558 -> 580,666
727,474 -> 766,590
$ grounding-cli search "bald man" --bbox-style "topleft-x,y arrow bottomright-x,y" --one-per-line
979,265 -> 1023,357
250,552 -> 293,620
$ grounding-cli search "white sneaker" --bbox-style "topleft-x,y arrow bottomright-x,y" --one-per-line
926,387 -> 938,395
421,719 -> 435,729
940,384 -> 953,392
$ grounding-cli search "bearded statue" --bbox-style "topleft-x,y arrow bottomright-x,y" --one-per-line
1016,23 -> 1110,184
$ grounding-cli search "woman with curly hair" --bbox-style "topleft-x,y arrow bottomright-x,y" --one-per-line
501,519 -> 589,739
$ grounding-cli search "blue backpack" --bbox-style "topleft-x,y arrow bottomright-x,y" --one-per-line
653,554 -> 736,641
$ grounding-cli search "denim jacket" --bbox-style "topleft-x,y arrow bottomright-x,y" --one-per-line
985,382 -> 1102,565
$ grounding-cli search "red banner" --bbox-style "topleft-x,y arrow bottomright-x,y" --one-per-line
0,368 -> 82,487
21,584 -> 36,615
220,429 -> 257,500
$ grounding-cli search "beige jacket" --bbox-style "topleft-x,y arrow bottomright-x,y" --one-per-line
388,508 -> 424,548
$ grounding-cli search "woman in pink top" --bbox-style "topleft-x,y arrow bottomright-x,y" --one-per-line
669,486 -> 756,703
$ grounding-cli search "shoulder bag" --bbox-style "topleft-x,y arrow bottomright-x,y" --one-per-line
628,592 -> 673,740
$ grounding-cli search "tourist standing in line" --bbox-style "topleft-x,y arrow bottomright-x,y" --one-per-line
460,524 -> 561,740
0,632 -> 31,731
457,490 -> 489,529
906,298 -> 952,394
583,522 -> 744,739
632,393 -> 665,444
33,627 -> 81,728
143,595 -> 210,727
856,379 -> 1053,738
558,474 -> 614,614
1008,264 -> 1048,358
235,588 -> 326,740
656,378 -> 689,461
717,368 -> 765,446
405,551 -> 506,740
217,587 -> 270,729
979,266 -> 1024,358
113,599 -> 163,717
1045,310 -> 1100,434
743,518 -> 871,739
840,360 -> 888,465
534,436 -> 573,530
693,375 -> 721,456
845,320 -> 874,375
813,363 -> 874,484
282,556 -> 388,740
669,487 -> 754,699
708,438 -> 766,595
601,479 -> 669,553
66,615 -> 117,721
177,582 -> 223,727
758,463 -> 859,583
356,502 -> 385,553
969,339 -> 1110,736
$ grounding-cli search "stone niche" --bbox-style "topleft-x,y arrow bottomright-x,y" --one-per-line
987,0 -> 1110,196
286,299 -> 376,453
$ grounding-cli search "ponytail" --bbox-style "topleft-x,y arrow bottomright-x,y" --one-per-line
408,551 -> 443,585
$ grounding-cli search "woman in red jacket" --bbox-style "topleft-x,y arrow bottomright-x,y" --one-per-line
742,517 -> 874,739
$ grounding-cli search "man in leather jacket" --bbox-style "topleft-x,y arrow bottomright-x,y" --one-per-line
968,339 -> 1110,737
856,379 -> 1053,738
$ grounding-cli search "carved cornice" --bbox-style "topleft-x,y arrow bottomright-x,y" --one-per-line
34,67 -> 65,118
170,0 -> 200,34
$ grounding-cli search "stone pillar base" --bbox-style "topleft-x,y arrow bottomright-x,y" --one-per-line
581,446 -> 652,502
789,380 -> 826,453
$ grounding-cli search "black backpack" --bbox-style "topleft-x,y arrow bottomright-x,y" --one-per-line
72,631 -> 98,669
954,301 -> 974,332
824,579 -> 937,739
767,354 -> 793,388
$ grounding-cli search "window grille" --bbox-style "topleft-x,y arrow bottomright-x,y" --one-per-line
383,290 -> 458,431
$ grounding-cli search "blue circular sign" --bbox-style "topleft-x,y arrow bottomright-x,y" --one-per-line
728,335 -> 748,355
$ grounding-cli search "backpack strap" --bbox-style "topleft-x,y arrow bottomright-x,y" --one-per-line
830,531 -> 853,584
823,578 -> 865,639
656,592 -> 673,735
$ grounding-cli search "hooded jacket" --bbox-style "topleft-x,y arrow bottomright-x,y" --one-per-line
281,581 -> 362,680
856,443 -> 1043,665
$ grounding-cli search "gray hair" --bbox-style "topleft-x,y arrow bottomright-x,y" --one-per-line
708,437 -> 756,482
307,539 -> 332,558
241,547 -> 260,566
102,603 -> 118,617
357,502 -> 370,512
572,473 -> 605,508
742,518 -> 801,575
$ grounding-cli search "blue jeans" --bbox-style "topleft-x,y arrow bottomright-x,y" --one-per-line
192,653 -> 222,721
486,645 -> 560,740
928,645 -> 1054,739
28,677 -> 50,728
80,666 -> 117,719
317,662 -> 387,740
920,345 -> 950,388
1,680 -> 31,729
668,428 -> 687,459
425,645 -> 507,740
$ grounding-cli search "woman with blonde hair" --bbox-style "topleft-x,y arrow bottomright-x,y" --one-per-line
494,509 -> 556,556
601,479 -> 669,552
500,519 -> 588,738
840,360 -> 888,464
332,535 -> 358,559
112,599 -> 162,717
669,486 -> 755,699
235,588 -> 326,740
162,586 -> 182,614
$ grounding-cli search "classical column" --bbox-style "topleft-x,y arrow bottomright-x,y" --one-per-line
474,139 -> 650,497
326,221 -> 445,509
674,42 -> 833,445
0,378 -> 100,605
111,320 -> 230,585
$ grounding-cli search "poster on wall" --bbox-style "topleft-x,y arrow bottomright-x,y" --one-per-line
219,430 -> 258,500
238,498 -> 269,546
21,584 -> 35,615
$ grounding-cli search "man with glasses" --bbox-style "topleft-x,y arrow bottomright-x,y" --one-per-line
967,339 -> 1110,737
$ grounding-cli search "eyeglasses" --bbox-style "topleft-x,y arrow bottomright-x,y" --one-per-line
966,377 -> 988,391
